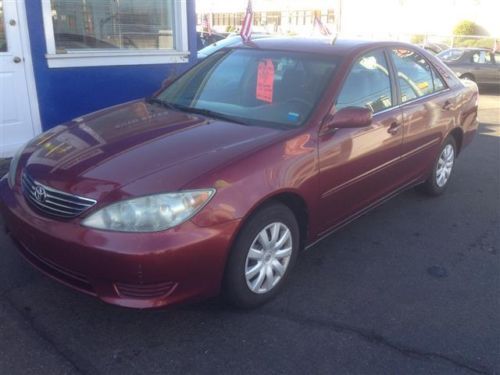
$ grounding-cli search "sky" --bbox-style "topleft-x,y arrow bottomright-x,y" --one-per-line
195,0 -> 498,36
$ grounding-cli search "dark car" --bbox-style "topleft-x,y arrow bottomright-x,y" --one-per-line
196,32 -> 226,51
420,42 -> 449,55
1,39 -> 478,309
437,48 -> 500,85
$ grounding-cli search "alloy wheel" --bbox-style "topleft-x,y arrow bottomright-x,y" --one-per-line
436,144 -> 455,188
245,222 -> 293,294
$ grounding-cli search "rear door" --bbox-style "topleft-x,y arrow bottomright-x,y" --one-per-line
388,48 -> 457,181
318,49 -> 404,231
470,50 -> 497,84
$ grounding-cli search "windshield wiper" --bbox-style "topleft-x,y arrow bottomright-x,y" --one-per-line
146,98 -> 249,125
175,105 -> 250,125
146,97 -> 180,111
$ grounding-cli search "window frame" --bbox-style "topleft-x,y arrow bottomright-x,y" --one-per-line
334,47 -> 398,115
41,0 -> 190,68
387,46 -> 450,106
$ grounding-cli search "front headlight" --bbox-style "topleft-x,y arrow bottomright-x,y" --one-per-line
82,190 -> 216,233
8,144 -> 27,188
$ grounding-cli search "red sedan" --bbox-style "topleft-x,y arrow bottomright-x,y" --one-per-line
0,39 -> 478,309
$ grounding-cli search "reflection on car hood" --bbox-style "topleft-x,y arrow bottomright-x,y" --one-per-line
24,100 -> 283,200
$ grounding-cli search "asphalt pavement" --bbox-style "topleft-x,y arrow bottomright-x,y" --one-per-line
0,90 -> 498,375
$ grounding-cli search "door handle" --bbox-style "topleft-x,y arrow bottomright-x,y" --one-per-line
442,100 -> 452,111
13,56 -> 22,63
388,122 -> 401,135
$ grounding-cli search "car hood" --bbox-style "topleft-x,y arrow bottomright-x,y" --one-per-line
23,100 -> 283,201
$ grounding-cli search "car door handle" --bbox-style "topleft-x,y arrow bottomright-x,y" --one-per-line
388,122 -> 401,135
442,100 -> 452,111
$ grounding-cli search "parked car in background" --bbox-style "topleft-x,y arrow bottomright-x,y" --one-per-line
196,32 -> 226,51
419,42 -> 449,55
1,39 -> 478,310
437,48 -> 500,85
198,34 -> 271,60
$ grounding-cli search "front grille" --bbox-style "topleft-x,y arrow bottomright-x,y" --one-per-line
13,237 -> 95,295
115,281 -> 178,299
22,172 -> 96,219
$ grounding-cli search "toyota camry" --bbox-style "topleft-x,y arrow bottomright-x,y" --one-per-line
0,39 -> 479,309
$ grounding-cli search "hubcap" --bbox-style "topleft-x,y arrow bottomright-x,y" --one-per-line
436,144 -> 455,188
245,222 -> 293,294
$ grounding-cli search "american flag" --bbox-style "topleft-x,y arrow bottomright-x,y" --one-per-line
202,14 -> 212,36
313,15 -> 332,37
240,0 -> 253,43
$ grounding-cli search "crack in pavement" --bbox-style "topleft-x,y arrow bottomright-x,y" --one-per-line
1,289 -> 101,375
256,310 -> 492,374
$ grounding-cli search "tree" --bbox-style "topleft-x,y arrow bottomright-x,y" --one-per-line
453,20 -> 478,36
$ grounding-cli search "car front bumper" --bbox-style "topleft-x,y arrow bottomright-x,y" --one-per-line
0,177 -> 240,309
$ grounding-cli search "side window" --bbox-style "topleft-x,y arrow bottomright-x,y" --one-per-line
390,48 -> 445,103
336,50 -> 393,113
472,51 -> 492,64
431,67 -> 446,92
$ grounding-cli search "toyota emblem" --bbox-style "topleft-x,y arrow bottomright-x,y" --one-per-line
34,185 -> 47,203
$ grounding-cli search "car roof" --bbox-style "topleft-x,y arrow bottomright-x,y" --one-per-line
447,47 -> 491,52
232,37 -> 419,56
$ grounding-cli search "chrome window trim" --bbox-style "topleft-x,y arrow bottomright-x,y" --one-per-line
373,88 -> 451,117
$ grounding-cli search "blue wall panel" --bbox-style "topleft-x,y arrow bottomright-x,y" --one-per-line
26,0 -> 197,131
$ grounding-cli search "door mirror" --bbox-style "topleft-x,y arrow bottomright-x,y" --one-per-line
325,107 -> 373,130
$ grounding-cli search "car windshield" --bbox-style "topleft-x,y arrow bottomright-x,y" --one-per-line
437,49 -> 464,62
156,49 -> 339,128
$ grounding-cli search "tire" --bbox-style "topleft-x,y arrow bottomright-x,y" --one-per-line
223,202 -> 300,309
420,136 -> 457,196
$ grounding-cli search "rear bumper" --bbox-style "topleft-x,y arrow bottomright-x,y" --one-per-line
0,178 -> 240,309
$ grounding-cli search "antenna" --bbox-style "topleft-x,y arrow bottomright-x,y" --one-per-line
331,32 -> 339,45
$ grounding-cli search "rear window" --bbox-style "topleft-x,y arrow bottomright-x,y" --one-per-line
437,49 -> 464,62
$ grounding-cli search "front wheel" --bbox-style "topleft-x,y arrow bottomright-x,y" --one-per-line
420,137 -> 457,196
223,203 -> 299,309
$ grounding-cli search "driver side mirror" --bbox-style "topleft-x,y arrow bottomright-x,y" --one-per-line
323,106 -> 373,132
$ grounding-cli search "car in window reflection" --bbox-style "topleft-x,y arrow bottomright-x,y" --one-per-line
437,48 -> 500,85
0,39 -> 479,310
54,33 -> 120,51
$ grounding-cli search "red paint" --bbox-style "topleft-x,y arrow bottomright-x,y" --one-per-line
0,39 -> 479,309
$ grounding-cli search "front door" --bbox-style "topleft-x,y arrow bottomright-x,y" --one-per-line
318,49 -> 404,233
0,0 -> 36,157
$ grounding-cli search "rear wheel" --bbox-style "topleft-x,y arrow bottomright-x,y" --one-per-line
223,203 -> 299,308
420,136 -> 457,196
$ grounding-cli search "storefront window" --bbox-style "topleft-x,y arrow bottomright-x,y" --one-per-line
50,0 -> 175,52
0,1 -> 7,52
